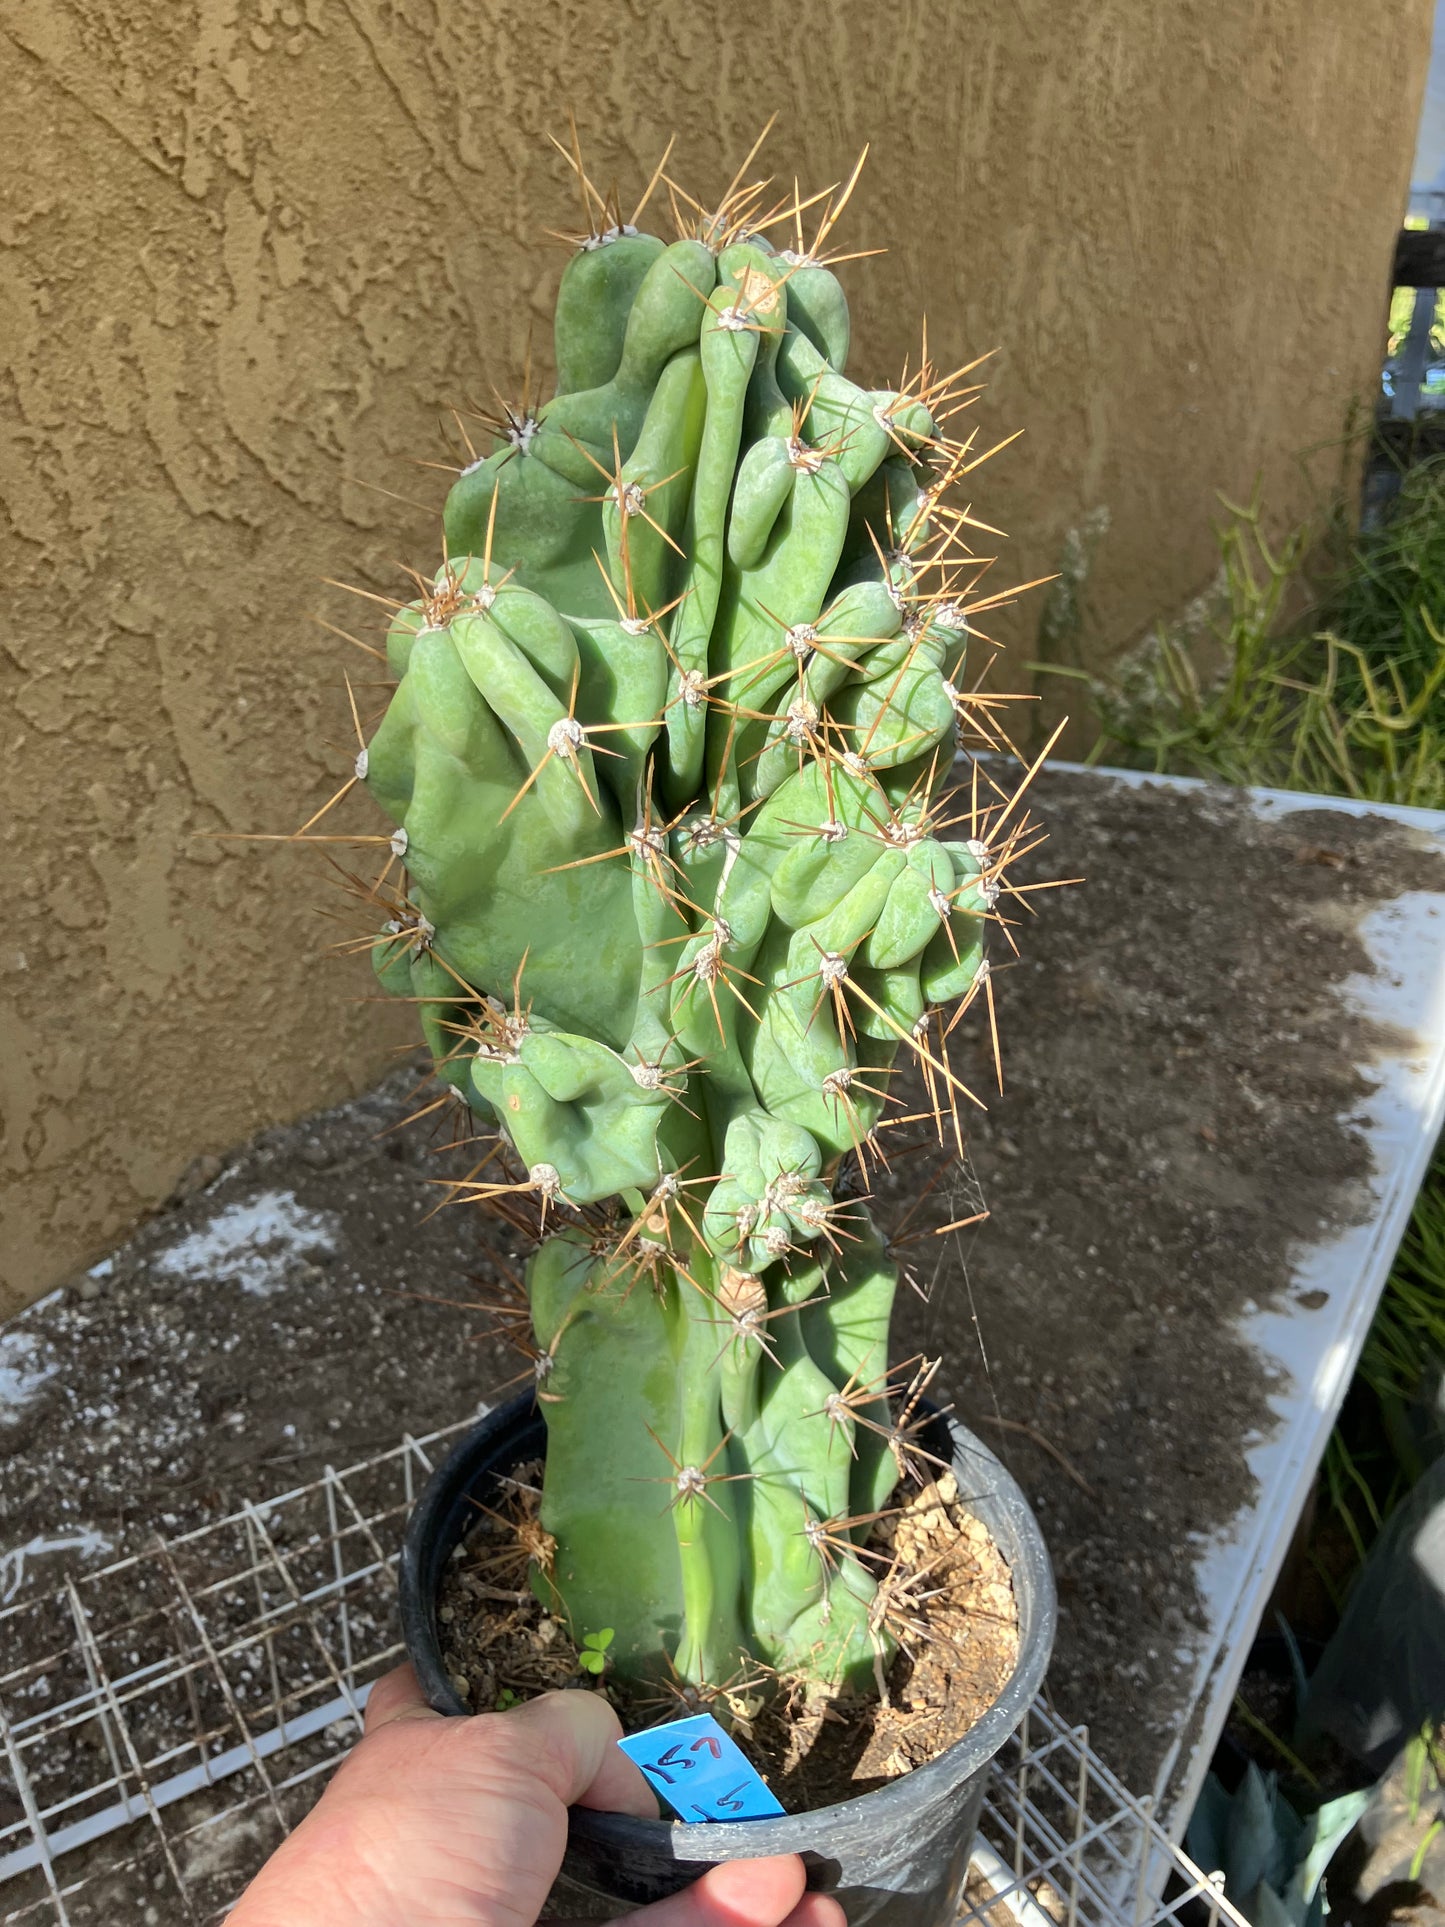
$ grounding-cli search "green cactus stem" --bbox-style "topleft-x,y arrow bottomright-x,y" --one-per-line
346,139 -> 1051,1700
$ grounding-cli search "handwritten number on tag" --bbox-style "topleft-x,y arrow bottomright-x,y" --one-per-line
617,1712 -> 785,1821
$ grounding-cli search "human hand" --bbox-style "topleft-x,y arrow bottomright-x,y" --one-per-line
229,1663 -> 846,1927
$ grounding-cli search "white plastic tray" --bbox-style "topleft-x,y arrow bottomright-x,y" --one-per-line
1063,768 -> 1445,1830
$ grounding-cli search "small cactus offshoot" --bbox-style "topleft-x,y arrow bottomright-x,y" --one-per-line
327,130 -> 1058,1697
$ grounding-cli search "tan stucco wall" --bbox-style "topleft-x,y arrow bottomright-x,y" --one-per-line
1,0 -> 1429,1313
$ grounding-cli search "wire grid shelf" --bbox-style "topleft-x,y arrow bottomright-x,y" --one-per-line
0,1421 -> 1248,1927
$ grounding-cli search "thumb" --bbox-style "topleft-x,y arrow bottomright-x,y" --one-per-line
492,1688 -> 660,1818
363,1660 -> 442,1731
365,1668 -> 657,1819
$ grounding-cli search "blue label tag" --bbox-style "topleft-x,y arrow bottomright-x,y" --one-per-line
617,1712 -> 786,1822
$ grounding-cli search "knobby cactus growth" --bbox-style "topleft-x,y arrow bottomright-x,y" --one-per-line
345,133 -> 1056,1701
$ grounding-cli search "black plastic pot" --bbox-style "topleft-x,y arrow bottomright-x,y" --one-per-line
399,1393 -> 1055,1926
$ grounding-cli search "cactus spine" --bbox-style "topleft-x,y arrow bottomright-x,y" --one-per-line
359,143 -> 1044,1697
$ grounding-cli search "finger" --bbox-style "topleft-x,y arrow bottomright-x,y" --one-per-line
540,1881 -> 848,1927
363,1662 -> 441,1733
557,1853 -> 814,1927
780,1895 -> 848,1927
498,1690 -> 659,1819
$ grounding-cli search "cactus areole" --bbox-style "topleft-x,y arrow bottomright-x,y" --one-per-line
362,145 -> 1046,1701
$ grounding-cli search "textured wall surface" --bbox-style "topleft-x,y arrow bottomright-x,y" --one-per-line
0,0 -> 1430,1313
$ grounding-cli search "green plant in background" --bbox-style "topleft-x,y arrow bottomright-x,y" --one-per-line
1324,1147 -> 1445,1577
1358,1150 -> 1445,1486
343,137 -> 1045,1696
1048,482 -> 1445,811
1187,1764 -> 1371,1927
1315,459 -> 1445,786
1402,1727 -> 1445,1884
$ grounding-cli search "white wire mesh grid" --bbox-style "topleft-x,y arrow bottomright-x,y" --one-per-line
0,1421 -> 1248,1927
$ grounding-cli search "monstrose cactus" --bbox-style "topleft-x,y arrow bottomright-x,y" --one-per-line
355,141 -> 1046,1700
